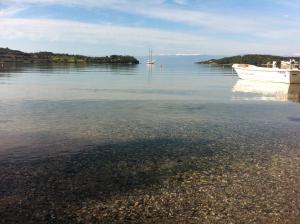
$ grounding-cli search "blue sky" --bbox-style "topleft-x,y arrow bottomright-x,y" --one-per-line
0,0 -> 300,56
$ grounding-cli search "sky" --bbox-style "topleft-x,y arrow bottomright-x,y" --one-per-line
0,0 -> 300,56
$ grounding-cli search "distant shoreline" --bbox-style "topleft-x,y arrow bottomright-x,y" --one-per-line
197,54 -> 299,66
0,47 -> 139,65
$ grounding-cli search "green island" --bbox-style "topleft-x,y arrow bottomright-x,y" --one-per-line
0,47 -> 139,64
197,54 -> 299,66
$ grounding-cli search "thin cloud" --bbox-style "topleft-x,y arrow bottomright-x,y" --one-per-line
1,0 -> 300,55
0,6 -> 26,18
2,0 -> 296,37
0,18 -> 295,55
173,0 -> 189,5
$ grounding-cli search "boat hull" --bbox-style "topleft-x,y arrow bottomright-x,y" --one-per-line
146,61 -> 155,65
232,64 -> 300,84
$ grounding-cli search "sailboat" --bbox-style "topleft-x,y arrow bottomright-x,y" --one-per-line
146,49 -> 155,65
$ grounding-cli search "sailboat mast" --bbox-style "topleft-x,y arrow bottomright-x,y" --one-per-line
146,48 -> 155,64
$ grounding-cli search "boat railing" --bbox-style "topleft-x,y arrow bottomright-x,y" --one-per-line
262,60 -> 299,70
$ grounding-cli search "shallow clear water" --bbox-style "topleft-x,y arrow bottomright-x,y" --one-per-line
1,57 -> 300,223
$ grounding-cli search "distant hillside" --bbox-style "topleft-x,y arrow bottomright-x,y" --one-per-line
197,54 -> 297,66
0,48 -> 139,64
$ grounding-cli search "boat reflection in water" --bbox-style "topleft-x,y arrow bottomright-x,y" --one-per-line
232,80 -> 300,104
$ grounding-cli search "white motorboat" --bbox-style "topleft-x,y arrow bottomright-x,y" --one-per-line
232,60 -> 300,84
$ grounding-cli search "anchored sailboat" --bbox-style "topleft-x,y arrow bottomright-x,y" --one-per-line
146,49 -> 155,65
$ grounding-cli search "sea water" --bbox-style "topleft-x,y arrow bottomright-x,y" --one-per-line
1,56 -> 300,222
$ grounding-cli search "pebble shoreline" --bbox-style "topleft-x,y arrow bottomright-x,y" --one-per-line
1,101 -> 300,223
1,135 -> 300,223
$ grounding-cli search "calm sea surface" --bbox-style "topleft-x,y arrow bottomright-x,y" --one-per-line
1,56 -> 300,223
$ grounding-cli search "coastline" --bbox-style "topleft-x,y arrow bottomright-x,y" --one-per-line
0,47 -> 139,65
197,54 -> 299,66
